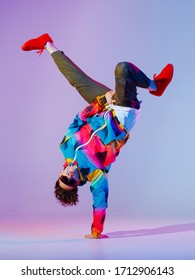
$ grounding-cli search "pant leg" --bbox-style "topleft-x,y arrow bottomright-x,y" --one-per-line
51,51 -> 111,104
114,62 -> 151,109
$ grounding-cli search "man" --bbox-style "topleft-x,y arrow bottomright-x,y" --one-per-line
21,33 -> 174,238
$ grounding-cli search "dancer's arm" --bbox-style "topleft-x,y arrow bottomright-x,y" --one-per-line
86,169 -> 108,238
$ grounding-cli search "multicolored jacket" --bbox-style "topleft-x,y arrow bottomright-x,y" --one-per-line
60,95 -> 139,234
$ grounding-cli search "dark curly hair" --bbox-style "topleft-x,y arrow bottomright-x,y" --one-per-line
54,179 -> 79,206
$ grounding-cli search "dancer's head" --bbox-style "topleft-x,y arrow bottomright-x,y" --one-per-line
54,162 -> 80,206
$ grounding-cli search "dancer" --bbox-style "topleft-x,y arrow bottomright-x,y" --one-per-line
21,33 -> 174,238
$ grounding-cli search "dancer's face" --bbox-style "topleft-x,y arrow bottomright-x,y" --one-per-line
58,164 -> 80,191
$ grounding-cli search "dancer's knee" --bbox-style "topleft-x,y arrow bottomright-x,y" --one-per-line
114,62 -> 130,78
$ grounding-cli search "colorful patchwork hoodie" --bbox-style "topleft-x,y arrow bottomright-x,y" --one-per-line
60,95 -> 139,235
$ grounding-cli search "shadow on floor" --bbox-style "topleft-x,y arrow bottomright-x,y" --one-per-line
105,223 -> 195,238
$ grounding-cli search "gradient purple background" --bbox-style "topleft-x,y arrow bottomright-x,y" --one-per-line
1,0 -> 195,231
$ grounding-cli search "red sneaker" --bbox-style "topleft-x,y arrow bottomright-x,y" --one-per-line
150,64 -> 174,96
21,33 -> 53,54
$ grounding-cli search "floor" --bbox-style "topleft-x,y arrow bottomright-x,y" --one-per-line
0,215 -> 195,260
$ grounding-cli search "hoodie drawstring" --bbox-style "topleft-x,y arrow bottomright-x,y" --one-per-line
72,109 -> 111,162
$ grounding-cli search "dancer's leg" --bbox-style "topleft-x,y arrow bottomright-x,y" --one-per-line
21,35 -> 111,104
114,61 -> 174,106
51,50 -> 111,104
114,62 -> 151,109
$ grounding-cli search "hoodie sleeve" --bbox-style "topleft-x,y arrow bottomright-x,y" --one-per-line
87,169 -> 108,234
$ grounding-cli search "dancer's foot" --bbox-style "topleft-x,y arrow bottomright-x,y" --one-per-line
150,64 -> 174,96
21,33 -> 53,55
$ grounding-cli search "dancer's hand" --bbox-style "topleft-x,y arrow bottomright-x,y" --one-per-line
84,233 -> 109,239
105,90 -> 116,104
